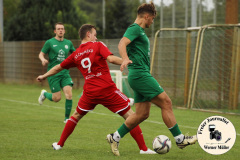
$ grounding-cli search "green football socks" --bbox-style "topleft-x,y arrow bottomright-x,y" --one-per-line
65,99 -> 72,120
169,123 -> 182,137
44,92 -> 53,101
117,123 -> 131,138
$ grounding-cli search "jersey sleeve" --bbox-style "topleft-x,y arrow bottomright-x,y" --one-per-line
123,25 -> 141,42
41,40 -> 50,54
60,52 -> 77,69
98,42 -> 113,59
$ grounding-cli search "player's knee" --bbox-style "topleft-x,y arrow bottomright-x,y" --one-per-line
139,112 -> 150,121
53,96 -> 61,102
162,98 -> 173,112
72,110 -> 86,121
52,92 -> 61,102
63,86 -> 72,99
73,111 -> 83,121
65,93 -> 72,99
55,97 -> 61,102
143,112 -> 150,120
165,98 -> 172,107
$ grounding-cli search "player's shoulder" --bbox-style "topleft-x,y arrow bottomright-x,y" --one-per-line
81,41 -> 108,49
63,38 -> 73,44
63,38 -> 70,42
129,23 -> 138,27
45,37 -> 54,43
96,41 -> 107,47
85,41 -> 107,48
125,23 -> 144,35
131,23 -> 143,32
128,23 -> 140,29
125,23 -> 142,34
43,38 -> 55,47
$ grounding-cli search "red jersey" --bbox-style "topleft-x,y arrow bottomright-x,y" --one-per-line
60,41 -> 117,97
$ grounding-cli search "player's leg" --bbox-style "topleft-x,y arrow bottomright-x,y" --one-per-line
104,89 -> 154,155
38,77 -> 61,104
120,108 -> 156,154
115,101 -> 151,140
52,91 -> 61,102
151,92 -> 197,149
123,72 -> 159,130
53,110 -> 85,150
151,92 -> 176,128
128,72 -> 187,146
116,101 -> 151,140
106,102 -> 151,156
118,75 -> 154,134
48,76 -> 62,102
62,85 -> 73,123
38,90 -> 61,104
114,107 -> 151,153
125,102 -> 151,128
151,92 -> 182,141
61,75 -> 74,123
53,94 -> 96,150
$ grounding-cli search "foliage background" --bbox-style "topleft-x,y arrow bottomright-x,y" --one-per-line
3,0 -> 237,41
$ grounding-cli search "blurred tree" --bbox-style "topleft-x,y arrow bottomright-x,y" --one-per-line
73,0 -> 101,25
105,0 -> 141,38
74,0 -> 140,39
3,0 -> 20,23
3,0 -> 229,40
4,0 -> 88,41
73,0 -> 103,37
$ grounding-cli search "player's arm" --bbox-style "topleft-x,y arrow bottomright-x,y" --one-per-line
39,51 -> 49,66
118,37 -> 133,71
106,55 -> 123,65
36,64 -> 63,82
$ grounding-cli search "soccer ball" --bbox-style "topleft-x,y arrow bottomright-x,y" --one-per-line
152,135 -> 171,154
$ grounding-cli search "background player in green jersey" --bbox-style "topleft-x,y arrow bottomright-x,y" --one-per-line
38,22 -> 75,123
107,1 -> 197,156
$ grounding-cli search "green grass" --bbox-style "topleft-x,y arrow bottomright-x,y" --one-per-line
0,83 -> 239,160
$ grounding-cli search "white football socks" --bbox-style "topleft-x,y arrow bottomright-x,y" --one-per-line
113,131 -> 121,142
175,134 -> 184,143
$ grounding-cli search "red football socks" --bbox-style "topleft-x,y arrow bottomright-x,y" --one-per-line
57,116 -> 79,147
130,125 -> 148,151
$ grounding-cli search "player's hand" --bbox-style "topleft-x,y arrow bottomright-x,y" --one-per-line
36,75 -> 46,82
41,59 -> 49,66
120,59 -> 132,72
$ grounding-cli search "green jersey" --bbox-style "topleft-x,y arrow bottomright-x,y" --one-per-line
123,23 -> 150,72
41,38 -> 75,77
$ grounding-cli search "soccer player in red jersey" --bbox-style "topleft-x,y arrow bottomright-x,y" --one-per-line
36,24 -> 155,155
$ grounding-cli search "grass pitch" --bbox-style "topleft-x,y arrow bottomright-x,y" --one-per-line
0,83 -> 239,160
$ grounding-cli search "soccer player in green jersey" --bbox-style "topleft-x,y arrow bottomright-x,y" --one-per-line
38,22 -> 75,123
106,2 -> 197,156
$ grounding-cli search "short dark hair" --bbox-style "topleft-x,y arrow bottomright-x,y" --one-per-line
137,1 -> 156,17
54,22 -> 64,30
78,24 -> 96,40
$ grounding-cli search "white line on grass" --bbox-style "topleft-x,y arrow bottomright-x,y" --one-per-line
1,98 -> 239,136
0,98 -> 63,109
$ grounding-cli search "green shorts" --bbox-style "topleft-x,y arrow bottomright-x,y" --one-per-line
47,74 -> 73,93
128,70 -> 164,103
